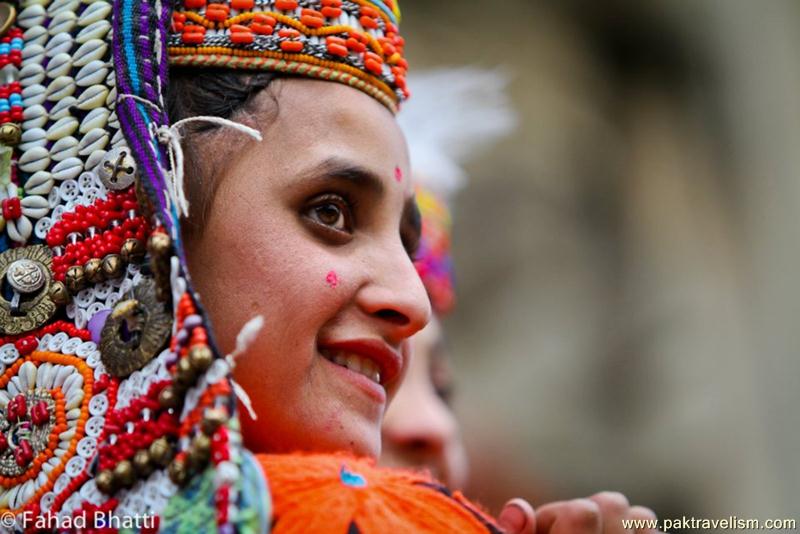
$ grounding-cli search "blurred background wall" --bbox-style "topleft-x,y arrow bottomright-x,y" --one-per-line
401,0 -> 800,528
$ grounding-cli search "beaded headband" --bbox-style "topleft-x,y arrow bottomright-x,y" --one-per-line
167,0 -> 408,113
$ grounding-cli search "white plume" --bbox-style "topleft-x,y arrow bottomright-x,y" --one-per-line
398,67 -> 517,199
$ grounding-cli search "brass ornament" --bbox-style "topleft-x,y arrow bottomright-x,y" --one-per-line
0,123 -> 21,146
0,246 -> 56,335
157,385 -> 179,409
64,265 -> 86,293
188,345 -> 213,373
95,469 -> 116,494
120,238 -> 145,264
99,278 -> 172,377
167,457 -> 188,486
101,254 -> 124,279
133,449 -> 154,477
0,3 -> 15,38
149,437 -> 173,467
84,258 -> 104,284
201,408 -> 227,436
113,459 -> 136,488
148,232 -> 172,303
48,281 -> 71,306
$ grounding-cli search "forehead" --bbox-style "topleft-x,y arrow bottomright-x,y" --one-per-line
254,79 -> 410,187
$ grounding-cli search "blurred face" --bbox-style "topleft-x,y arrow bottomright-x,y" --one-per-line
185,79 -> 431,458
381,316 -> 468,488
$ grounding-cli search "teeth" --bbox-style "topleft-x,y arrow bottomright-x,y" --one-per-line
325,351 -> 382,385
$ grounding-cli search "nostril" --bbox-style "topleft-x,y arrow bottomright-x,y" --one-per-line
374,308 -> 409,326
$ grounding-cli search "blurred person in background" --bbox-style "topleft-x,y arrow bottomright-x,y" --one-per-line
381,68 -> 516,490
382,70 -> 666,534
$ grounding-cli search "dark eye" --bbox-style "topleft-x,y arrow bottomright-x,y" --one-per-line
303,194 -> 354,235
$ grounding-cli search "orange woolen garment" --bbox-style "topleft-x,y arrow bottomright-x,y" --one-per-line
257,453 -> 504,534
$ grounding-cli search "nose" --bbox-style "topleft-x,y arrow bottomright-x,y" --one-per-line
382,386 -> 459,478
356,241 -> 431,343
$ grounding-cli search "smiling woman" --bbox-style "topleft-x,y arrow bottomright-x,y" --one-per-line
168,72 -> 431,459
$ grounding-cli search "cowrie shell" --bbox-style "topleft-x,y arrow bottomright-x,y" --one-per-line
48,10 -> 78,35
76,84 -> 109,110
21,195 -> 50,219
46,75 -> 76,101
48,0 -> 80,16
45,32 -> 74,57
48,95 -> 77,120
85,149 -> 106,172
47,116 -> 80,141
80,107 -> 109,133
52,157 -> 84,181
21,43 -> 45,65
75,59 -> 108,87
77,19 -> 111,44
78,2 -> 112,27
19,146 -> 51,173
19,63 -> 45,87
22,84 -> 46,107
105,85 -> 116,108
110,128 -> 125,148
22,105 -> 47,131
46,52 -> 73,79
107,110 -> 119,129
17,4 -> 46,29
23,25 -> 49,47
19,127 -> 46,151
73,39 -> 108,67
78,128 -> 109,156
24,171 -> 54,196
51,136 -> 80,161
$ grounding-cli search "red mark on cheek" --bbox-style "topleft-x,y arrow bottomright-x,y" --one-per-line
394,166 -> 403,182
326,270 -> 339,288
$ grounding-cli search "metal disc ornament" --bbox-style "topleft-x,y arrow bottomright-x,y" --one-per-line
99,278 -> 172,377
0,245 -> 56,334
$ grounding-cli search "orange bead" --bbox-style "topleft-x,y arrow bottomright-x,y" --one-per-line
300,15 -> 324,28
253,13 -> 277,26
206,7 -> 229,22
231,0 -> 254,9
252,23 -> 274,34
327,42 -> 348,57
360,16 -> 378,29
182,32 -> 205,44
322,0 -> 342,6
346,37 -> 366,53
275,0 -> 298,10
280,40 -> 304,53
278,28 -> 300,39
231,31 -> 254,43
184,0 -> 206,8
365,58 -> 383,75
302,8 -> 323,18
321,6 -> 342,18
360,6 -> 379,18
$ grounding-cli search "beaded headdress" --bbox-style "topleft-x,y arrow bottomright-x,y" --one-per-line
169,0 -> 408,113
0,0 -> 507,532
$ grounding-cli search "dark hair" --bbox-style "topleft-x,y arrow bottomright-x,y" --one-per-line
165,68 -> 285,233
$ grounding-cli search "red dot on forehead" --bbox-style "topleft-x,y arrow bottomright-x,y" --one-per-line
394,166 -> 403,182
325,271 -> 339,288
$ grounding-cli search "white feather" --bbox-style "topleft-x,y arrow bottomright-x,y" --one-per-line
398,68 -> 517,199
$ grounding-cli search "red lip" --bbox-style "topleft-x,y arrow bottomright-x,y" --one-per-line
317,338 -> 403,387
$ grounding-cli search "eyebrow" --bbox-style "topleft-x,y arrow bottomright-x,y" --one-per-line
291,156 -> 386,195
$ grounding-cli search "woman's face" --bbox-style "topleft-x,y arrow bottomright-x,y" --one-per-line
184,79 -> 431,458
381,316 -> 468,488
